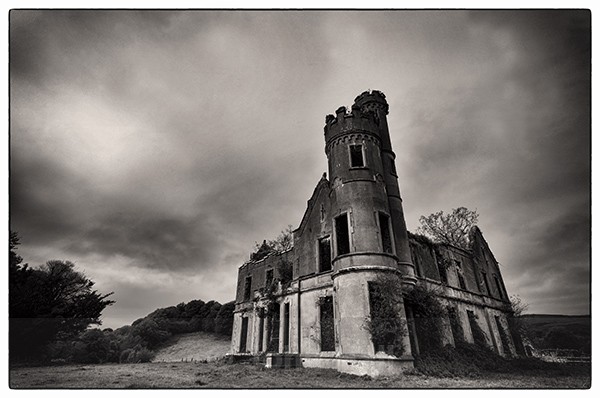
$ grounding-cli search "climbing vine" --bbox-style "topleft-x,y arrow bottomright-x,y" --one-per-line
364,273 -> 407,358
404,284 -> 446,355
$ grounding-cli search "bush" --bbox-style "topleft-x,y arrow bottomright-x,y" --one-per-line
414,341 -> 578,378
404,284 -> 446,354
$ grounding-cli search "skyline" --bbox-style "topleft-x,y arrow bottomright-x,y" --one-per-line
9,10 -> 591,329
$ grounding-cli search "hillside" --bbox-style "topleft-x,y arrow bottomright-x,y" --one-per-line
520,314 -> 590,353
153,332 -> 231,363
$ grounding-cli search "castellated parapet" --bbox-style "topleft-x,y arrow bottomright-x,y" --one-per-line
229,90 -> 517,377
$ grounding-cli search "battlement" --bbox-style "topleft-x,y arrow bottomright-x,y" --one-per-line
354,89 -> 389,115
323,102 -> 381,146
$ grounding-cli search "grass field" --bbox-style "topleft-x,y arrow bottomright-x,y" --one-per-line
9,360 -> 591,389
152,331 -> 231,363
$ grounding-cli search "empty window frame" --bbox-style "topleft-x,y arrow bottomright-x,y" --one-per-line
265,269 -> 274,288
467,310 -> 487,348
349,144 -> 365,168
494,275 -> 505,299
319,296 -> 335,351
447,307 -> 464,343
378,212 -> 393,254
457,272 -> 467,290
243,276 -> 252,301
495,315 -> 512,356
436,257 -> 448,284
239,317 -> 249,352
267,303 -> 281,352
283,303 -> 290,352
318,236 -> 332,272
258,316 -> 265,352
335,213 -> 350,256
481,271 -> 491,295
410,247 -> 422,277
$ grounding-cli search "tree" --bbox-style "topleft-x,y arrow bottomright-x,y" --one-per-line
251,225 -> 294,260
416,207 -> 479,250
506,295 -> 529,356
214,301 -> 235,336
9,245 -> 115,362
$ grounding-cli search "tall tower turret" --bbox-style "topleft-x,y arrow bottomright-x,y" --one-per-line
322,91 -> 414,366
353,90 -> 416,286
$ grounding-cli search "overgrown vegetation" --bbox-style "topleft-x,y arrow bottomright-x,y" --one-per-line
43,298 -> 235,365
414,341 -> 588,378
364,273 -> 406,357
9,231 -> 235,366
251,225 -> 294,261
404,284 -> 446,354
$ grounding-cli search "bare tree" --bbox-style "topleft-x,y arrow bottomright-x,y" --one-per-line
416,207 -> 478,250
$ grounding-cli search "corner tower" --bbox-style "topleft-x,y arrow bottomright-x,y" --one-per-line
324,90 -> 416,286
322,91 -> 414,373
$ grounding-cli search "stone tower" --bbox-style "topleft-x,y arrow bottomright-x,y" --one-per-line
323,90 -> 414,369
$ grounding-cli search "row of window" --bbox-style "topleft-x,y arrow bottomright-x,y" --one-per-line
242,289 -> 512,356
241,212 -> 394,301
412,249 -> 507,299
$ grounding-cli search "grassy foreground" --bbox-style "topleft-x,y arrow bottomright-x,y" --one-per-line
10,360 -> 590,389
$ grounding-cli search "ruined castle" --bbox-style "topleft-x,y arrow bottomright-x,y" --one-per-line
230,90 -> 516,376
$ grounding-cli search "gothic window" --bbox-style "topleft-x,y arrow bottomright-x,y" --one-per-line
320,203 -> 326,222
335,213 -> 350,256
243,276 -> 252,301
378,212 -> 393,254
319,296 -> 335,351
349,144 -> 365,168
318,236 -> 332,272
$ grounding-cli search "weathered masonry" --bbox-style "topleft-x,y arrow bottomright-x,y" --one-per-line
230,90 -> 517,376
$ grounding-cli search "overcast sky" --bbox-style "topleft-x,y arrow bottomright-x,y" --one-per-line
10,10 -> 590,329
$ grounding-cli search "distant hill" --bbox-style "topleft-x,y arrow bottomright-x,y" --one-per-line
153,331 -> 231,363
520,314 -> 590,354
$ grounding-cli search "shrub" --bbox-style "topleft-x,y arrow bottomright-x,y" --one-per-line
364,273 -> 407,357
404,284 -> 446,354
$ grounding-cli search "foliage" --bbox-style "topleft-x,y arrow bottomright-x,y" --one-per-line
521,314 -> 590,355
251,225 -> 294,260
416,207 -> 479,249
506,295 -> 528,355
279,260 -> 294,287
404,284 -> 446,354
9,233 -> 115,362
214,301 -> 235,336
414,341 -> 578,378
364,273 -> 406,357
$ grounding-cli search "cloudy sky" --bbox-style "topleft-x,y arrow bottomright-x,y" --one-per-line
10,10 -> 590,329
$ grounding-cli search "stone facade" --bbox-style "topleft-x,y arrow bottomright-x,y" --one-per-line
230,90 -> 516,376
